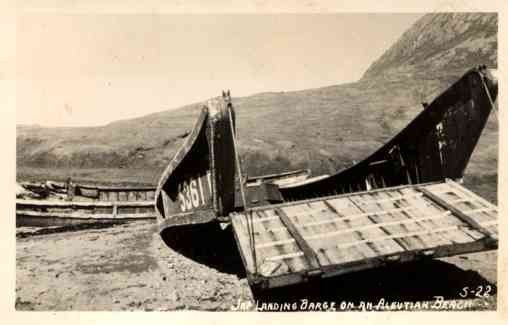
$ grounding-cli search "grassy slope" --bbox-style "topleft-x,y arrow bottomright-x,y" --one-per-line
16,13 -> 498,202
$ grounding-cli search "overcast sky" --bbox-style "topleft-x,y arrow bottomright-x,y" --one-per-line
16,13 -> 423,127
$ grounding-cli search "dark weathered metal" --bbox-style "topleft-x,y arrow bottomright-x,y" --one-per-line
155,93 -> 238,233
280,67 -> 498,200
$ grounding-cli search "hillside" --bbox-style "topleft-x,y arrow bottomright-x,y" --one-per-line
363,13 -> 497,81
17,13 -> 498,201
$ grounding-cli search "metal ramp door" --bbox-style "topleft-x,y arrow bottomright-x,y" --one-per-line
230,180 -> 498,289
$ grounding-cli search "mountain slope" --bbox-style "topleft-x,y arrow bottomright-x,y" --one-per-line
363,13 -> 497,81
17,13 -> 498,200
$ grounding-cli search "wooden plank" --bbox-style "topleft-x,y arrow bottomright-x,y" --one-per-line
259,210 -> 307,273
305,201 -> 350,265
17,200 -> 113,208
79,184 -> 155,191
449,198 -> 479,205
118,191 -> 127,201
304,211 -> 451,241
256,238 -> 295,249
348,194 -> 411,251
275,208 -> 321,270
16,210 -> 154,220
278,205 -> 314,226
288,206 -> 416,229
115,201 -> 154,207
481,220 -> 498,227
414,185 -> 490,243
351,193 -> 423,204
319,237 -> 493,283
280,203 -> 336,266
394,188 -> 455,247
446,179 -> 498,209
455,202 -> 495,220
466,207 -> 496,214
266,252 -> 305,262
398,187 -> 474,244
378,189 -> 436,249
416,186 -> 495,240
427,181 -> 498,221
17,199 -> 154,208
230,213 -> 256,273
250,210 -> 285,269
252,215 -> 279,224
364,191 -> 424,249
325,197 -> 384,261
335,225 -> 462,249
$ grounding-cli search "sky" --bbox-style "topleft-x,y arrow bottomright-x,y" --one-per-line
15,13 -> 424,127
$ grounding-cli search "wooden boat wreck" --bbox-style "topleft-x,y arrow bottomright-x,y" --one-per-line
16,199 -> 155,227
19,181 -> 157,202
16,181 -> 158,227
155,66 -> 499,290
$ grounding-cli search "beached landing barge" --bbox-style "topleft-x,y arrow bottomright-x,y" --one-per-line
155,67 -> 499,290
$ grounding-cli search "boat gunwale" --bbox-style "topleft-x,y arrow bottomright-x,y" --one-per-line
154,106 -> 209,205
233,180 -> 442,214
281,68 -> 495,192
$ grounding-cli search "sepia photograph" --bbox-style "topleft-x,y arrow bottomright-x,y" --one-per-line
14,10 -> 500,312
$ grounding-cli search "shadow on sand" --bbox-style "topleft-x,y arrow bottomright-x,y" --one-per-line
160,221 -> 246,277
251,259 -> 496,310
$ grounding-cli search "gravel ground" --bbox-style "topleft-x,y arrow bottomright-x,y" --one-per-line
15,221 -> 497,311
16,221 -> 252,311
